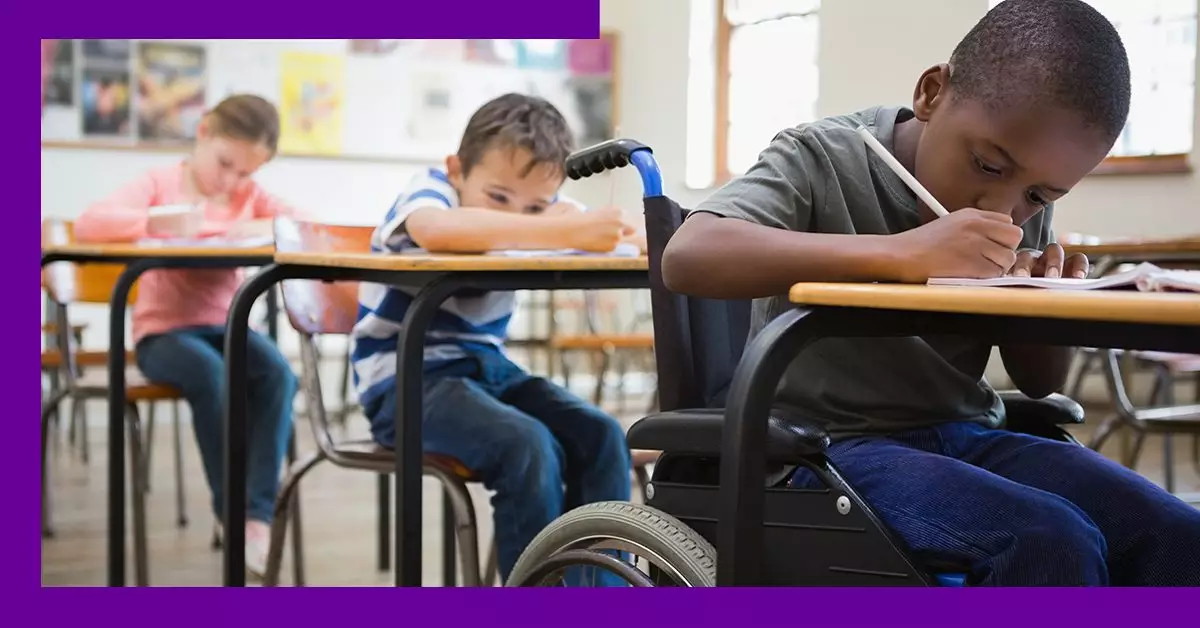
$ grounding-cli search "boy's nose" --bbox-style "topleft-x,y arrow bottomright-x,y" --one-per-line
974,190 -> 1019,219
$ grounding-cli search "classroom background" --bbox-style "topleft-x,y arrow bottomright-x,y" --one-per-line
40,0 -> 1200,586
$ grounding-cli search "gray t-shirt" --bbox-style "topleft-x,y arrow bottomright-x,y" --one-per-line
693,105 -> 1053,438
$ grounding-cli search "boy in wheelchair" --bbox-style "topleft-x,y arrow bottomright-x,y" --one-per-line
658,0 -> 1200,585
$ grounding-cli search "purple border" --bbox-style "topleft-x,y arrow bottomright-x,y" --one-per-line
21,0 -> 1195,622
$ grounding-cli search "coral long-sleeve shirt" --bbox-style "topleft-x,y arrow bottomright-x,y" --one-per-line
73,162 -> 294,343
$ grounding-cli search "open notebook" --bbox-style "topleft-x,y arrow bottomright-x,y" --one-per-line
135,236 -> 275,248
401,242 -> 642,258
928,262 -> 1200,294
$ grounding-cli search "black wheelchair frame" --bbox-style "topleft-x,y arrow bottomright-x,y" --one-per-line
509,139 -> 1088,587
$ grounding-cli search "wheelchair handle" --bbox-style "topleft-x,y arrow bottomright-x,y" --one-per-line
565,138 -> 663,198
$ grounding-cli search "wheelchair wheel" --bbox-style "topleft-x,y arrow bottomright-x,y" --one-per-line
507,501 -> 716,587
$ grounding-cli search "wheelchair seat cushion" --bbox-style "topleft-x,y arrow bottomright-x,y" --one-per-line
626,408 -> 830,462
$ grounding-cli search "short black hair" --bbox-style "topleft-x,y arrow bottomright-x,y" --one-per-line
457,93 -> 575,177
948,0 -> 1131,142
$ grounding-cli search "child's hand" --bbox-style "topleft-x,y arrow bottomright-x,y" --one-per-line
147,204 -> 205,238
888,208 -> 1025,282
543,201 -> 584,217
565,206 -> 634,252
225,219 -> 275,241
1008,243 -> 1089,279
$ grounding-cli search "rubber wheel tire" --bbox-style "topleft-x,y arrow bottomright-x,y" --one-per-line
506,501 -> 717,587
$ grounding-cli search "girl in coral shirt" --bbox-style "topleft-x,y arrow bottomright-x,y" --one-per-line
74,94 -> 297,578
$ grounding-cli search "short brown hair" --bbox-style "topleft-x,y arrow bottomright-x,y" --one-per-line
457,93 -> 575,177
206,94 -> 280,154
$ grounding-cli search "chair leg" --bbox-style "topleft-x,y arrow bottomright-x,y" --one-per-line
443,490 -> 457,586
436,476 -> 482,587
484,538 -> 499,585
377,474 -> 390,572
1086,414 -> 1124,452
73,397 -> 90,465
263,450 -> 325,587
172,401 -> 187,528
287,433 -> 306,586
1123,429 -> 1147,471
41,390 -> 69,539
592,349 -> 613,408
125,403 -> 150,586
144,402 -> 156,493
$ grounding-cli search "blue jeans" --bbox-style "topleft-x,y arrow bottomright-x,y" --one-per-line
788,421 -> 1200,585
365,350 -> 632,581
136,325 -> 297,524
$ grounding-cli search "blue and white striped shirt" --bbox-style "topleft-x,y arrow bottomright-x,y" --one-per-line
349,168 -> 580,407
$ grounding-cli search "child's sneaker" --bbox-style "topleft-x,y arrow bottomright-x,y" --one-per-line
211,520 -> 271,579
245,520 -> 271,579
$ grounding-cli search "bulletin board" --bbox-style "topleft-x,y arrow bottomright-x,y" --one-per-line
41,37 -> 620,163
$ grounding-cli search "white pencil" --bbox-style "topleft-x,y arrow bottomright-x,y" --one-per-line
856,125 -> 949,218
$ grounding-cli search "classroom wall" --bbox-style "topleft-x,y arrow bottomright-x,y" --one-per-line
41,3 -> 1200,398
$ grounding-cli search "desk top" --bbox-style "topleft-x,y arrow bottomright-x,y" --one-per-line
273,251 -> 649,272
789,283 -> 1200,326
1061,235 -> 1200,258
42,243 -> 276,259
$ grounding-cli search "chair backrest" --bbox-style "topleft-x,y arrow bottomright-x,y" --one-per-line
643,196 -> 752,411
41,219 -> 140,305
274,217 -> 375,459
273,217 -> 374,336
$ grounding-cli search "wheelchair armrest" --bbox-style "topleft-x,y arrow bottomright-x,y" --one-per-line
999,391 -> 1085,430
627,408 -> 830,463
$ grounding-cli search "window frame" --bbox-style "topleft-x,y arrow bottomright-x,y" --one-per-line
711,0 -> 1196,182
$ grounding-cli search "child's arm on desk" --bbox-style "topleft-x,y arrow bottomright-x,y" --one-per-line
405,206 -> 632,254
665,210 -> 1023,299
74,172 -> 161,243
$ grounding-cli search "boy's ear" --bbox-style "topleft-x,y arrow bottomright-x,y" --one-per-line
913,63 -> 951,122
445,154 -> 464,188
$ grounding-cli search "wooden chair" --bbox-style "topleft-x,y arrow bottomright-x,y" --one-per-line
263,217 -> 496,586
40,220 -> 189,586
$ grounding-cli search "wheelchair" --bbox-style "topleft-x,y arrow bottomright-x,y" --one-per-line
505,139 -> 1088,587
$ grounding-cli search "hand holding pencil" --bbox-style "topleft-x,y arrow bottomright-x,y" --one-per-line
857,125 -> 1024,282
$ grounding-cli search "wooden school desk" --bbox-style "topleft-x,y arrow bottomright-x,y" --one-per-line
715,282 -> 1200,585
1063,235 -> 1200,275
39,242 -> 276,587
221,252 -> 649,587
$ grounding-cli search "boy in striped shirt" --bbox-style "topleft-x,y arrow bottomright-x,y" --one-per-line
351,93 -> 638,581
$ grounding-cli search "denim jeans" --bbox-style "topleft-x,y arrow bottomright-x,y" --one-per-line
136,325 -> 297,524
365,350 -> 632,582
788,420 -> 1200,586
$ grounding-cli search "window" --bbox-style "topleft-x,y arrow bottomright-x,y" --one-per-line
687,0 -> 820,188
989,0 -> 1197,174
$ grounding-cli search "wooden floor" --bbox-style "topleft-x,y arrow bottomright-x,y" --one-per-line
41,394 -> 1200,587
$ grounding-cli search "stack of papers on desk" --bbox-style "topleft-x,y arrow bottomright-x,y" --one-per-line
136,236 -> 275,249
401,242 -> 641,258
928,263 -> 1200,293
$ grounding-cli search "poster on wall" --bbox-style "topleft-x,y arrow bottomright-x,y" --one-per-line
44,40 -> 75,107
464,40 -> 517,65
279,51 -> 345,156
406,71 -> 456,144
515,40 -> 566,70
565,35 -> 617,147
348,39 -> 406,56
136,42 -> 207,142
80,39 -> 132,138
